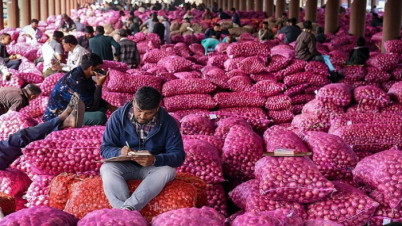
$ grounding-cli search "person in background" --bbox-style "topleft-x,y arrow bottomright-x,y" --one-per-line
202,8 -> 213,20
43,53 -> 118,125
258,21 -> 274,41
346,37 -> 370,65
204,24 -> 223,39
140,12 -> 157,34
154,1 -> 162,10
222,35 -> 236,43
118,29 -> 140,69
211,1 -> 218,13
152,18 -> 165,44
183,9 -> 193,21
61,14 -> 77,32
0,57 -> 11,81
295,20 -> 322,62
20,19 -> 43,44
42,31 -> 66,78
77,26 -> 94,52
128,17 -> 142,35
100,86 -> 185,212
52,35 -> 89,73
160,16 -> 171,44
278,18 -> 301,44
371,5 -> 379,14
75,18 -> 86,32
0,84 -> 41,115
339,6 -> 346,14
231,8 -> 241,26
218,8 -> 231,20
315,26 -> 327,44
281,12 -> 288,20
89,26 -> 121,61
0,34 -> 21,70
370,13 -> 383,28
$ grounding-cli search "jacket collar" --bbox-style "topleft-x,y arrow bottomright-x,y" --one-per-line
20,88 -> 29,103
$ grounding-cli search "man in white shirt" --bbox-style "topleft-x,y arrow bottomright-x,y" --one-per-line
0,57 -> 11,81
42,31 -> 66,78
20,19 -> 43,44
52,35 -> 89,73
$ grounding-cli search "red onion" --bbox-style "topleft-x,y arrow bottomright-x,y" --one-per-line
25,175 -> 54,207
157,55 -> 193,73
78,208 -> 148,226
238,56 -> 267,74
180,114 -> 214,136
214,92 -> 266,108
263,125 -> 308,153
205,183 -> 227,217
231,209 -> 304,226
162,78 -> 216,97
107,70 -> 163,93
265,94 -> 292,111
353,85 -> 390,107
163,94 -> 217,111
305,61 -> 329,76
0,206 -> 78,225
316,83 -> 353,106
228,76 -> 253,92
0,168 -> 31,197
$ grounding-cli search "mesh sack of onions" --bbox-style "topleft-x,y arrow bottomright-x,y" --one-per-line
329,50 -> 348,66
0,111 -> 37,140
369,204 -> 402,226
207,54 -> 229,69
263,125 -> 308,153
290,94 -> 316,105
0,73 -> 24,89
353,85 -> 390,107
169,109 -> 210,120
382,79 -> 397,92
213,92 -> 266,108
215,42 -> 230,53
284,83 -> 309,97
162,78 -> 216,97
346,103 -> 380,114
163,94 -> 216,111
303,131 -> 358,180
102,91 -> 133,107
180,114 -> 214,136
188,43 -> 205,55
228,76 -> 253,92
388,81 -> 402,103
205,183 -> 227,217
365,66 -> 391,83
305,85 -> 323,94
341,66 -> 366,81
229,179 -> 307,218
77,208 -> 148,226
0,206 -> 78,226
45,126 -> 105,141
255,156 -> 335,203
19,96 -> 49,118
174,43 -> 192,57
306,182 -> 379,226
250,80 -> 285,97
0,192 -> 16,215
330,123 -> 402,153
224,57 -> 245,71
292,113 -> 331,132
304,219 -> 343,226
265,94 -> 292,111
302,99 -> 345,121
23,48 -> 40,61
102,60 -> 128,72
40,73 -> 65,96
212,109 -> 271,134
0,168 -> 31,197
353,149 -> 402,209
177,139 -> 224,184
231,209 -> 304,226
147,66 -> 168,76
282,59 -> 307,75
106,70 -> 163,93
22,139 -> 103,175
150,207 -> 225,226
271,48 -> 295,60
383,40 -> 402,54
214,117 -> 252,139
175,173 -> 208,208
173,71 -> 202,79
222,125 -> 263,181
157,55 -> 193,73
305,61 -> 329,76
141,63 -> 157,71
182,135 -> 224,153
226,41 -> 270,58
367,53 -> 398,71
381,102 -> 402,114
283,72 -> 331,87
238,56 -> 267,74
48,173 -> 87,210
25,175 -> 54,207
266,55 -> 291,72
292,104 -> 305,115
19,69 -> 44,84
391,66 -> 402,81
329,112 -> 402,134
143,49 -> 171,63
316,83 -> 353,106
249,72 -> 277,83
64,177 -> 197,220
202,67 -> 230,89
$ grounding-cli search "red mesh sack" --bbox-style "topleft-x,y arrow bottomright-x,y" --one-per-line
157,55 -> 193,73
238,56 -> 267,74
353,85 -> 390,107
163,94 -> 216,111
231,209 -> 304,226
182,135 -> 224,153
77,208 -> 148,226
283,72 -> 331,87
367,53 -> 398,71
282,59 -> 307,75
290,94 -> 316,105
305,61 -> 329,76
224,57 -> 244,71
175,173 -> 208,208
316,83 -> 353,106
19,96 -> 49,118
267,109 -> 294,124
263,125 -> 308,153
40,73 -> 64,96
284,83 -> 309,97
250,72 -> 277,83
250,80 -> 285,97
214,117 -> 252,139
25,175 -> 54,208
150,206 -> 225,225
207,54 -> 229,69
213,92 -> 266,108
102,91 -> 133,107
346,103 -> 380,114
266,55 -> 290,72
205,183 -> 227,216
388,81 -> 402,103
292,113 -> 330,132
369,204 -> 402,226
226,41 -> 270,58
228,76 -> 253,92
0,168 -> 31,197
162,78 -> 216,97
341,66 -> 366,81
381,102 -> 402,114
202,67 -> 230,89
0,192 -> 16,215
365,66 -> 391,83
107,71 -> 163,93
265,94 -> 292,111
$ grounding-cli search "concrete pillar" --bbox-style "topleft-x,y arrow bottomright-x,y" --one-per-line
40,0 -> 49,21
321,0 -> 325,6
61,0 -> 67,15
276,0 -> 286,19
0,0 -> 3,30
233,0 -> 240,10
255,0 -> 263,11
227,0 -> 233,10
218,0 -> 223,9
324,0 -> 339,34
247,0 -> 255,11
349,0 -> 366,37
49,0 -> 55,16
55,0 -> 61,16
382,0 -> 402,52
31,0 -> 40,20
7,0 -> 18,28
20,0 -> 31,27
372,0 -> 377,7
239,0 -> 246,11
289,0 -> 300,22
222,0 -> 227,10
265,0 -> 274,17
305,0 -> 317,22
347,0 -> 351,8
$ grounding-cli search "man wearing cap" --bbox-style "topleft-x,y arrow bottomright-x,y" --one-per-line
89,26 -> 121,61
42,31 -> 66,77
77,26 -> 94,52
118,29 -> 140,68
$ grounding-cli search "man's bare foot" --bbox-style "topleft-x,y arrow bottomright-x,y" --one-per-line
58,106 -> 73,121
58,109 -> 78,130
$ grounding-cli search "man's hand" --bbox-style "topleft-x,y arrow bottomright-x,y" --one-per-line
9,55 -> 16,60
114,56 -> 119,61
211,35 -> 217,39
131,151 -> 155,167
95,70 -> 109,86
121,146 -> 130,156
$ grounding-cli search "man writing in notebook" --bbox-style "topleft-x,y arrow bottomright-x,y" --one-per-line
100,86 -> 185,211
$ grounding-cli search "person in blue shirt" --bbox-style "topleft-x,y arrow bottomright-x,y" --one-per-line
100,86 -> 185,211
231,8 -> 241,26
278,18 -> 301,44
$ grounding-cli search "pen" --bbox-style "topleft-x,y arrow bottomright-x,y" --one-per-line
125,141 -> 130,148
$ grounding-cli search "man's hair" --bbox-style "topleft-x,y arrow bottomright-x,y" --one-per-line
152,17 -> 159,22
76,18 -> 81,22
63,35 -> 78,45
31,19 -> 39,24
356,37 -> 366,47
0,33 -> 10,40
303,20 -> 312,29
62,13 -> 69,18
24,84 -> 42,96
262,21 -> 268,25
372,13 -> 378,17
231,8 -> 236,11
53,31 -> 64,38
128,17 -> 134,22
81,53 -> 103,70
85,26 -> 94,34
96,26 -> 105,34
290,18 -> 297,25
316,26 -> 324,33
214,23 -> 220,27
282,12 -> 287,16
135,86 -> 162,110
